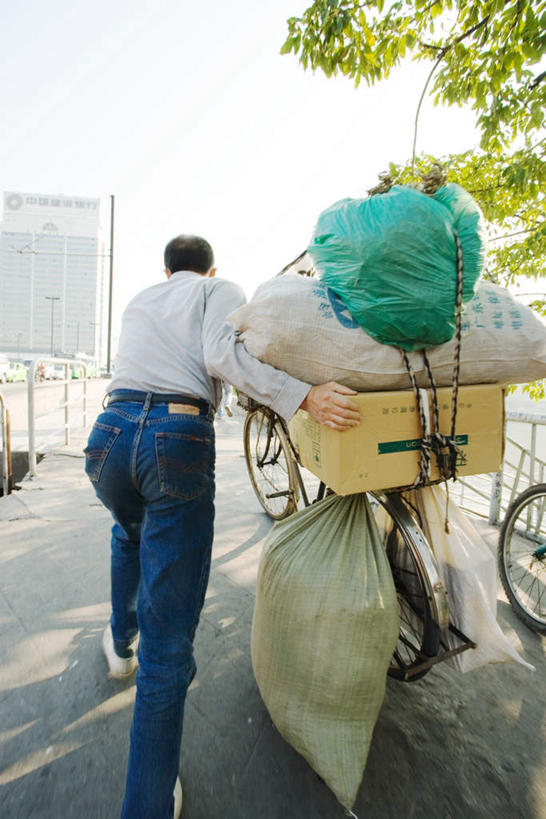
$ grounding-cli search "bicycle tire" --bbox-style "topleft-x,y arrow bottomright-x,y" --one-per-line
372,492 -> 448,681
243,408 -> 299,520
498,483 -> 546,635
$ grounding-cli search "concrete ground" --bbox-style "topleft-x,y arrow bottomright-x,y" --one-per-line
0,406 -> 544,819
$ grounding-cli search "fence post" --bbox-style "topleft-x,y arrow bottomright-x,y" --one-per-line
1,395 -> 9,496
28,360 -> 37,477
64,363 -> 70,445
529,423 -> 537,485
488,471 -> 503,525
83,364 -> 88,427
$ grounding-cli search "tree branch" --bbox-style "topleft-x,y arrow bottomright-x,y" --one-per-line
489,225 -> 543,242
508,0 -> 524,37
420,15 -> 491,57
411,50 -> 445,174
467,182 -> 505,194
411,15 -> 492,169
530,70 -> 546,90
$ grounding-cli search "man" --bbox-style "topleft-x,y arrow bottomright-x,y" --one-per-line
84,235 -> 359,819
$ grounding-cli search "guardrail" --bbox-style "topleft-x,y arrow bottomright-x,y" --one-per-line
28,357 -> 89,478
489,411 -> 546,524
452,411 -> 546,525
0,392 -> 9,496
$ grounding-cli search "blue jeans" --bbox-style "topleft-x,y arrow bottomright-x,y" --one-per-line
84,391 -> 215,818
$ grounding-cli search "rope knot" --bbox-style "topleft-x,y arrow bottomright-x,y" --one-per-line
367,171 -> 394,196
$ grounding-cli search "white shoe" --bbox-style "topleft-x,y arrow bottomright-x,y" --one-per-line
102,625 -> 138,679
173,777 -> 183,819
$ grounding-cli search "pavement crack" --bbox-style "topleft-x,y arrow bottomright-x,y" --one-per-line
0,586 -> 28,632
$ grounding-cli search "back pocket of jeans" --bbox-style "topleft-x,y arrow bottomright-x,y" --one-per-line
84,422 -> 121,482
155,431 -> 212,501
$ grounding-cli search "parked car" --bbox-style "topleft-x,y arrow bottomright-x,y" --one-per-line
6,362 -> 27,383
86,362 -> 99,378
70,364 -> 85,379
52,364 -> 66,380
42,363 -> 55,380
0,354 -> 10,384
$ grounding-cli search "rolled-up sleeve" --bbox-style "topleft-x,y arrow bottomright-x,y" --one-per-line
202,278 -> 310,420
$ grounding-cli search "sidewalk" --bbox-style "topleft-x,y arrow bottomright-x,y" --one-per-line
0,410 -> 544,819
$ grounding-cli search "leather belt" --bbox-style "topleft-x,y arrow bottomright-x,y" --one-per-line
106,390 -> 212,416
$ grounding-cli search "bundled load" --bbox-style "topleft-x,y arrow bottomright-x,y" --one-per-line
228,274 -> 546,391
252,493 -> 399,811
308,183 -> 486,351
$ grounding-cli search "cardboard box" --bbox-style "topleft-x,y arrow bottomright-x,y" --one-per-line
288,384 -> 505,495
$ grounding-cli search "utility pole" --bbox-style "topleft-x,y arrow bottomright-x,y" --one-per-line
45,296 -> 60,356
106,194 -> 115,375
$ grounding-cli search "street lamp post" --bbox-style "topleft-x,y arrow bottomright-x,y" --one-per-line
89,321 -> 99,359
44,296 -> 60,356
106,194 -> 114,375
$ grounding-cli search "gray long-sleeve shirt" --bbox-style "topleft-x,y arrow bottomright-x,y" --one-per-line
108,270 -> 310,420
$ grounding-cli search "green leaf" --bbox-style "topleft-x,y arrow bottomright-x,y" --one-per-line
280,38 -> 294,55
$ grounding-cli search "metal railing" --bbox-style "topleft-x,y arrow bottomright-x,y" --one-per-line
452,411 -> 546,525
0,392 -> 9,496
28,357 -> 89,478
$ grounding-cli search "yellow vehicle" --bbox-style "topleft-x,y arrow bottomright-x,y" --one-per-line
6,362 -> 27,383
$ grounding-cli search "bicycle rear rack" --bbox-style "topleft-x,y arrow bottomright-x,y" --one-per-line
398,622 -> 476,681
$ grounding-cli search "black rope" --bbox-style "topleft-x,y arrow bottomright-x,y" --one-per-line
400,227 -> 465,490
400,350 -> 432,488
451,230 -> 464,443
421,350 -> 462,481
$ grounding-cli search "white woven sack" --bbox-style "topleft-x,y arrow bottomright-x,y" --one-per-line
251,494 -> 399,811
228,275 -> 546,390
406,486 -> 534,673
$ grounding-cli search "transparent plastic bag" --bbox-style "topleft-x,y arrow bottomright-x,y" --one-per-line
407,486 -> 533,673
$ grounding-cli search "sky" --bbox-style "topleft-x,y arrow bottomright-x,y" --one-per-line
1,0 -> 481,341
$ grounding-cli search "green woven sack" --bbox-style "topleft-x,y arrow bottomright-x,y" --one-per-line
251,494 -> 399,810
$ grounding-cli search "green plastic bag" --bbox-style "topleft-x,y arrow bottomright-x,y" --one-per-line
308,184 -> 485,351
251,494 -> 399,810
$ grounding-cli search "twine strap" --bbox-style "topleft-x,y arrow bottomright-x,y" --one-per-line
400,228 -> 465,490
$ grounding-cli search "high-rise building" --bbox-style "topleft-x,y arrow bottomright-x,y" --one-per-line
0,191 -> 106,361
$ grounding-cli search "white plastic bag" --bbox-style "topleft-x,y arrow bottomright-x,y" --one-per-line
407,486 -> 533,672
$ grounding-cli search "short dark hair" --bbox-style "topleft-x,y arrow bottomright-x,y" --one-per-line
164,235 -> 214,275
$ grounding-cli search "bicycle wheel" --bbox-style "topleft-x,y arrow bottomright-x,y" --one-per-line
498,483 -> 546,635
243,408 -> 299,520
371,492 -> 449,682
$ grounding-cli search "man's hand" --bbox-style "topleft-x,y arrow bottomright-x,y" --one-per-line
299,382 -> 361,431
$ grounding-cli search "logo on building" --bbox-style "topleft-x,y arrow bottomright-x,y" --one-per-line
6,193 -> 24,210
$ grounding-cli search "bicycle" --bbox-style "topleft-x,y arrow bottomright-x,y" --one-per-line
498,482 -> 546,635
241,398 -> 476,682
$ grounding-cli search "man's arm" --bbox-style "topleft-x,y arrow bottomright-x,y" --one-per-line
202,279 -> 360,430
